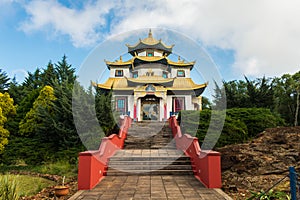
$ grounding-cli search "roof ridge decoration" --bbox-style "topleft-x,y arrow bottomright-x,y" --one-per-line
126,30 -> 174,56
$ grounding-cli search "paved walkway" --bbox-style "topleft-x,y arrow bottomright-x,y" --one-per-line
70,175 -> 232,200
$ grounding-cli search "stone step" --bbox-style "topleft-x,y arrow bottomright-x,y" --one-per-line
108,160 -> 192,165
108,165 -> 192,170
109,156 -> 190,162
106,169 -> 194,176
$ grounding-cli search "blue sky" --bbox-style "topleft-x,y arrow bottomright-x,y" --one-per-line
1,0 -> 300,84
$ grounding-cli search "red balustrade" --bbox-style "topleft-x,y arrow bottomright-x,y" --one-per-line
168,116 -> 222,188
78,116 -> 132,190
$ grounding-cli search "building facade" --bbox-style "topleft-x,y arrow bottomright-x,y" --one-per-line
95,30 -> 207,121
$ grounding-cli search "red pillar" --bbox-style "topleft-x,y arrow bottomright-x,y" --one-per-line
164,103 -> 167,120
134,103 -> 137,121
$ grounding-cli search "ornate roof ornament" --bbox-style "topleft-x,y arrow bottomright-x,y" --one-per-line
126,30 -> 174,56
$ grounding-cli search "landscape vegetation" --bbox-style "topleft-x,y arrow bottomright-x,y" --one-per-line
0,56 -> 299,199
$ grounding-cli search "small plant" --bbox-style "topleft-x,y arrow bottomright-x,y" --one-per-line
248,189 -> 290,200
0,175 -> 20,200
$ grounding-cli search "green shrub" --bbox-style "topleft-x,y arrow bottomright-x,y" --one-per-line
179,108 -> 284,148
226,108 -> 285,137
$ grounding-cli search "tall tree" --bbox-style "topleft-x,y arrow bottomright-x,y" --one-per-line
292,71 -> 300,126
273,73 -> 298,125
19,86 -> 56,137
95,88 -> 118,136
0,69 -> 10,93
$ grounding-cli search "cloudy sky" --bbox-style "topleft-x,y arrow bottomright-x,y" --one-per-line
1,0 -> 300,83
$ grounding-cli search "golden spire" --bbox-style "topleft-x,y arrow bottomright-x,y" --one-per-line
148,29 -> 153,38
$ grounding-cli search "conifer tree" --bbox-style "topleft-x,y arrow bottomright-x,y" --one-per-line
0,69 -> 10,93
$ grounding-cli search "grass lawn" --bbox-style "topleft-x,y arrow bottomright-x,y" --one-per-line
0,174 -> 55,197
0,160 -> 77,198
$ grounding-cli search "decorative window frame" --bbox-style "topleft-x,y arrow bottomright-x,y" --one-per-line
116,97 -> 127,114
177,70 -> 185,77
133,71 -> 138,78
115,70 -> 124,77
162,71 -> 168,78
147,51 -> 154,57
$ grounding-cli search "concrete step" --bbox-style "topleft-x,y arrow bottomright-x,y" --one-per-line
109,156 -> 190,162
106,169 -> 194,176
108,160 -> 192,165
108,165 -> 192,170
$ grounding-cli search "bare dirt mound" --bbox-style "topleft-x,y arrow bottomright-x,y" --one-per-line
217,126 -> 300,199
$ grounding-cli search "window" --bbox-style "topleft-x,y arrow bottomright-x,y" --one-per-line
115,70 -> 123,77
162,72 -> 168,78
146,72 -> 154,76
173,97 -> 185,112
116,97 -> 127,114
147,51 -> 154,57
133,72 -> 138,78
177,70 -> 185,77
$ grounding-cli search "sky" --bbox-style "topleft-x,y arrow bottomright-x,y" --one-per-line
1,0 -> 300,84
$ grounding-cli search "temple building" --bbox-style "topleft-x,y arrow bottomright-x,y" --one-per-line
95,30 -> 207,121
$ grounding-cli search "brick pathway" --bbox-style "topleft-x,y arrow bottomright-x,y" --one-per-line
70,175 -> 232,200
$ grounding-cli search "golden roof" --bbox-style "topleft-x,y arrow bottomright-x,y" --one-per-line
126,75 -> 175,85
94,77 -> 207,91
126,30 -> 174,55
135,55 -> 166,62
169,78 -> 207,90
105,55 -> 194,68
92,78 -> 130,90
167,58 -> 195,67
105,56 -> 134,67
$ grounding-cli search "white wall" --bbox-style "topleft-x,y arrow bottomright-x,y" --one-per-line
127,95 -> 134,118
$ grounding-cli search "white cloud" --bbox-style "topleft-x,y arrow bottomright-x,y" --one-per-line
19,0 -> 300,77
20,0 -> 118,47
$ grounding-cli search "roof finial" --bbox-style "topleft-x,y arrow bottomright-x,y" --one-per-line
148,29 -> 153,38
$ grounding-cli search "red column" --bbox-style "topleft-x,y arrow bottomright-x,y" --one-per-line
134,103 -> 137,121
164,103 -> 167,120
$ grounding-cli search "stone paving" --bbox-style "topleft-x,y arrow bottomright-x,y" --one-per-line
70,123 -> 232,199
70,175 -> 232,200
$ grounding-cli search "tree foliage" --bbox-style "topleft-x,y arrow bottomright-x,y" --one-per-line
0,92 -> 16,154
0,69 -> 10,93
19,86 -> 56,137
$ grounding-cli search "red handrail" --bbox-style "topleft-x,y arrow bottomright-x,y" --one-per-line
168,116 -> 222,188
78,116 -> 132,190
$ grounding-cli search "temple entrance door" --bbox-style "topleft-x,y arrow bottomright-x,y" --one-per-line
141,96 -> 160,121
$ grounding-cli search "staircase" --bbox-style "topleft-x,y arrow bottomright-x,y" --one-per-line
124,121 -> 174,149
107,121 -> 194,176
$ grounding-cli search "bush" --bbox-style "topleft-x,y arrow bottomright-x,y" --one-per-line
226,108 -> 285,137
179,108 -> 284,148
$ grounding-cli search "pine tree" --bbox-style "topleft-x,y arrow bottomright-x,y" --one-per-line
19,86 -> 56,137
0,69 -> 10,93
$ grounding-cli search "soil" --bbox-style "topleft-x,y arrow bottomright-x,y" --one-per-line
217,126 -> 300,199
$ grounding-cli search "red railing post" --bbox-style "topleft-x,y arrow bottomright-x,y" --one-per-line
78,151 -> 106,190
